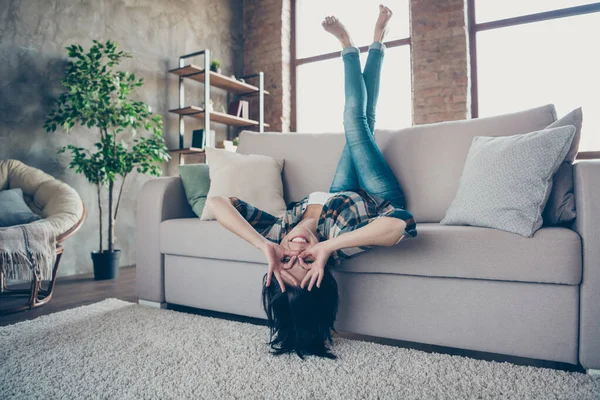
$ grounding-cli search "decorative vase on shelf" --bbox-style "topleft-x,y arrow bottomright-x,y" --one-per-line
223,140 -> 237,152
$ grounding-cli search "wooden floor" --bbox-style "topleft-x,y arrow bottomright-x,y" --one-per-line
0,266 -> 137,326
0,266 -> 585,373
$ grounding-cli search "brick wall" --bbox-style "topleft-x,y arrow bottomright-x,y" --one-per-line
410,0 -> 470,124
243,0 -> 292,132
244,0 -> 470,130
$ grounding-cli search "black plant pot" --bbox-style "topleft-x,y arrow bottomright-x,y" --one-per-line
91,250 -> 121,280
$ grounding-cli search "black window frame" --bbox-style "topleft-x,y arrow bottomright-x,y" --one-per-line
467,1 -> 600,158
290,0 -> 411,132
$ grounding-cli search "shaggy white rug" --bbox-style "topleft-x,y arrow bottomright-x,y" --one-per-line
1,299 -> 599,400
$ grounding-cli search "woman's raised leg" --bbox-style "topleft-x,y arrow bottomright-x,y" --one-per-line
329,40 -> 385,193
328,45 -> 363,193
340,48 -> 406,208
322,16 -> 361,192
363,42 -> 384,133
322,10 -> 406,208
364,4 -> 393,132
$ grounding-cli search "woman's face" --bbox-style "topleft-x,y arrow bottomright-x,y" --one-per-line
279,223 -> 319,284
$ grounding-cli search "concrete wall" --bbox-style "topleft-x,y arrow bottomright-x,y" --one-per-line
0,0 -> 244,276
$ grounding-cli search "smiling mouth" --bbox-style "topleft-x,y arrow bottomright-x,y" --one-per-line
290,235 -> 309,244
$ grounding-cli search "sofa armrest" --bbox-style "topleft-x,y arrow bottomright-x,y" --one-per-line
572,160 -> 600,370
136,176 -> 195,303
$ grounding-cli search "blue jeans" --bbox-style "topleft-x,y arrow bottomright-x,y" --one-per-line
329,42 -> 407,209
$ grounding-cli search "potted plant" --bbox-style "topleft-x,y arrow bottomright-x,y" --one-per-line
44,40 -> 170,280
210,59 -> 221,74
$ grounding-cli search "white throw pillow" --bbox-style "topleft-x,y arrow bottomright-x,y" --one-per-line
439,125 -> 576,237
200,147 -> 286,220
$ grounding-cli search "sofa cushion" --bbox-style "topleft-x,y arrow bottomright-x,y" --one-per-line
160,220 -> 581,285
237,104 -> 557,223
201,147 -> 286,220
542,108 -> 583,225
179,164 -> 210,219
0,188 -> 41,227
440,125 -> 576,237
161,220 -> 265,264
339,223 -> 581,285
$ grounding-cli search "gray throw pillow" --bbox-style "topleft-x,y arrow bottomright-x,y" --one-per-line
541,108 -> 582,225
0,188 -> 42,227
440,125 -> 576,237
178,164 -> 210,218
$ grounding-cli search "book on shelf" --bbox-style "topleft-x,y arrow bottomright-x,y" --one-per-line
192,129 -> 215,148
228,100 -> 249,119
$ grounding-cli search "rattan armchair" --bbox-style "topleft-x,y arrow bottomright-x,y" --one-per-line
0,160 -> 85,314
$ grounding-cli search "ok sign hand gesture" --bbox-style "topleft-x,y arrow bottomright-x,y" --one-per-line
298,241 -> 333,291
261,241 -> 299,292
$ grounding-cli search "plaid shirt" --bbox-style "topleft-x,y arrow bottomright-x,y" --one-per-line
230,188 -> 417,265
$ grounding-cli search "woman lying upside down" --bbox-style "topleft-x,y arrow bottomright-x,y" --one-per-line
207,4 -> 417,360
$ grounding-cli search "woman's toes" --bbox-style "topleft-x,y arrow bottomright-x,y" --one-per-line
379,4 -> 392,17
322,15 -> 353,48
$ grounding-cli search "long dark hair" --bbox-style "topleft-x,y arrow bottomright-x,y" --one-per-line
261,259 -> 339,360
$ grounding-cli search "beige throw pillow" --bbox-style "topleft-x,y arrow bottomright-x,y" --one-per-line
200,147 -> 286,220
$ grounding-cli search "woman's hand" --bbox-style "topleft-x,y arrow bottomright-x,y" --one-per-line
260,241 -> 299,292
298,241 -> 334,291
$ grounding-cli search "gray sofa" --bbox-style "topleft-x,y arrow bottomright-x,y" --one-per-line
136,104 -> 600,374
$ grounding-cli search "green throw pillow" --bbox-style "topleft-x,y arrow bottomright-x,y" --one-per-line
178,164 -> 211,218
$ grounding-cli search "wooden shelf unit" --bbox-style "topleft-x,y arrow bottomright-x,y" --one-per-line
168,147 -> 205,155
169,106 -> 270,128
168,48 -> 268,164
169,65 -> 271,96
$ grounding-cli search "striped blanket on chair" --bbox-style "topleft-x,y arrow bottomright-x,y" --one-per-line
0,222 -> 57,281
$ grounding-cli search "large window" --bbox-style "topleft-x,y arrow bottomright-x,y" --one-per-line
469,1 -> 600,154
293,0 -> 411,133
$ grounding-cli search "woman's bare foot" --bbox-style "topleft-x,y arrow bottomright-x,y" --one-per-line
374,4 -> 393,43
322,16 -> 354,49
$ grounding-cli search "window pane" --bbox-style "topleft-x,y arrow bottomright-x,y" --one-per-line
296,0 -> 409,59
475,0 -> 598,23
477,13 -> 600,151
297,46 -> 411,133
